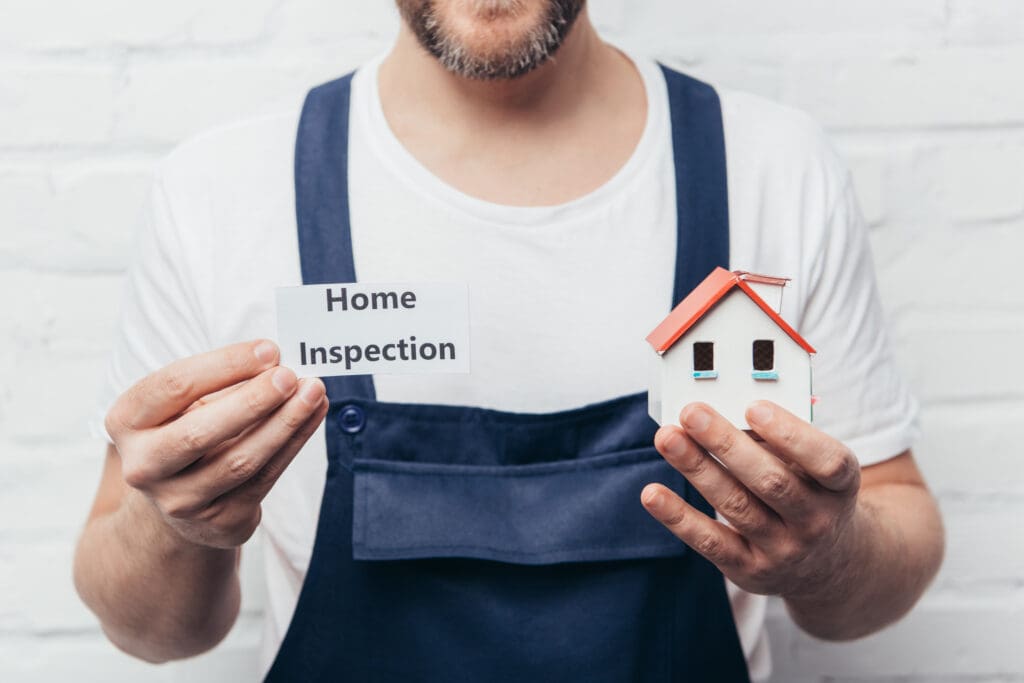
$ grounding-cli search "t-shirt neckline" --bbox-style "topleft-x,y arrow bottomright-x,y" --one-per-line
356,51 -> 667,228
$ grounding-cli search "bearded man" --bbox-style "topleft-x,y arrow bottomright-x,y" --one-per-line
74,2 -> 944,681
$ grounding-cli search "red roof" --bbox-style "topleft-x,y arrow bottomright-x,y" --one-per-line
645,267 -> 816,355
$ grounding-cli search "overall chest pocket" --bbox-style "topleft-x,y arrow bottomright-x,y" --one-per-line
352,448 -> 689,564
337,395 -> 690,565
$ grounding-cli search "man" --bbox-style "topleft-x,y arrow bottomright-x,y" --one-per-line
74,1 -> 945,681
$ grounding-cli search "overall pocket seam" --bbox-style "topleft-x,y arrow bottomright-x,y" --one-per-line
351,446 -> 664,477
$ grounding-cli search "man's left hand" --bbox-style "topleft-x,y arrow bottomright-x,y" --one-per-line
642,401 -> 866,601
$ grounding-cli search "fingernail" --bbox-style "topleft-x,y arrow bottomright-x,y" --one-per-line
748,403 -> 773,425
683,406 -> 711,432
271,367 -> 297,394
298,379 -> 324,406
255,341 -> 278,364
656,427 -> 685,455
642,486 -> 662,507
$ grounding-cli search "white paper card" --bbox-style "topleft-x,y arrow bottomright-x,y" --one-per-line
275,282 -> 471,378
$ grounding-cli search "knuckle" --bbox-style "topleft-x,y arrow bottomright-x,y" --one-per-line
713,430 -> 737,458
743,516 -> 774,540
776,540 -> 806,565
821,448 -> 857,487
663,508 -> 687,528
161,496 -> 202,520
695,532 -> 723,558
214,506 -> 262,544
779,423 -> 800,449
161,370 -> 194,403
180,421 -> 212,453
226,452 -> 262,481
803,513 -> 836,540
752,522 -> 774,541
186,395 -> 212,413
276,406 -> 307,432
194,499 -> 226,524
242,507 -> 263,536
756,470 -> 792,501
244,385 -> 271,417
244,459 -> 276,490
719,489 -> 754,522
232,511 -> 262,543
678,448 -> 709,477
121,461 -> 151,489
748,559 -> 776,584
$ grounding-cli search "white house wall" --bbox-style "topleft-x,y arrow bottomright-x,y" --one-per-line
651,290 -> 812,429
743,280 -> 784,314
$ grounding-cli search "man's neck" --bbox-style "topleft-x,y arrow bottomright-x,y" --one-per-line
375,10 -> 647,206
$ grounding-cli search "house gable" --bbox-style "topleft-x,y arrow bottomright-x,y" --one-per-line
646,267 -> 816,356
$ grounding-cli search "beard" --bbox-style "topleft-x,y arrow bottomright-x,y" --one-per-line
396,0 -> 586,80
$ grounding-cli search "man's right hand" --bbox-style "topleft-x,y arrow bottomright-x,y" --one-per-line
104,340 -> 328,549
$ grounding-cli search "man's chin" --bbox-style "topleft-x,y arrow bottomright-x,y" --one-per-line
440,7 -> 547,52
398,0 -> 584,80
456,0 -> 532,20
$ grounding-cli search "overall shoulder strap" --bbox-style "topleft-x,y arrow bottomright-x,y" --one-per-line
294,73 -> 376,400
295,73 -> 357,286
659,65 -> 731,304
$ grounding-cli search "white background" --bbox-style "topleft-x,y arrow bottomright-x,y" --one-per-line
1,1 -> 1022,681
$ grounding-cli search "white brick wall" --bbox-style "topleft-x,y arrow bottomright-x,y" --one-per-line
1,1 -> 1021,680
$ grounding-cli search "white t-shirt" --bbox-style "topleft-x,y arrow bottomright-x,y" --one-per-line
94,53 -> 919,682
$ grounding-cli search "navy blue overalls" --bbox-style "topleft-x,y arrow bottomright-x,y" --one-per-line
266,65 -> 750,683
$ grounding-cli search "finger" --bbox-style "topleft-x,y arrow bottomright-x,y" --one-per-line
108,340 -> 281,433
183,378 -> 252,415
746,401 -> 860,493
178,378 -> 326,504
680,403 -> 815,520
654,425 -> 782,543
143,366 -> 299,479
229,393 -> 329,503
191,382 -> 266,457
641,483 -> 751,570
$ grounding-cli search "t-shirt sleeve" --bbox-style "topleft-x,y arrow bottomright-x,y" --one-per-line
799,170 -> 920,467
90,167 -> 211,442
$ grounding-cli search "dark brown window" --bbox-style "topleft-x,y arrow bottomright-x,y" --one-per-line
753,340 -> 774,371
693,342 -> 715,372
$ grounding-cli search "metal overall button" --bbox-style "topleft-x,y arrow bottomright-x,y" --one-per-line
337,405 -> 366,434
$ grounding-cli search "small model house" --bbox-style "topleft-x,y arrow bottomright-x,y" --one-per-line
646,268 -> 816,429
